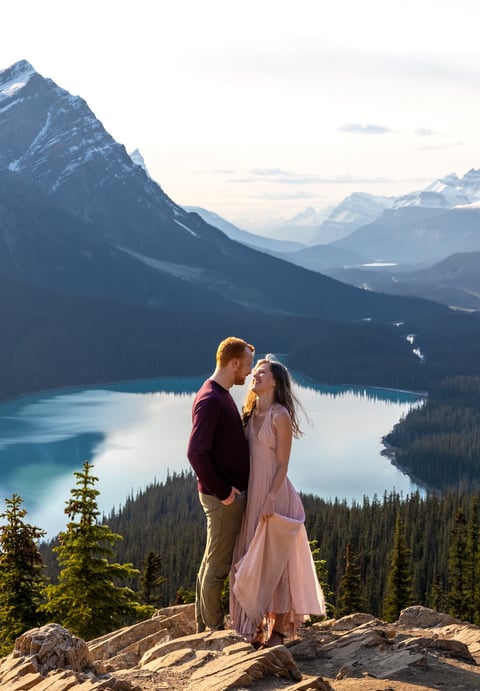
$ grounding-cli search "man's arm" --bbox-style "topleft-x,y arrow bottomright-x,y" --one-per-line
187,396 -> 232,500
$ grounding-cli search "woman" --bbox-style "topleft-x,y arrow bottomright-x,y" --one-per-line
230,355 -> 325,648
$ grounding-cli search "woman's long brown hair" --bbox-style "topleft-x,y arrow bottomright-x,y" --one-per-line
242,355 -> 305,438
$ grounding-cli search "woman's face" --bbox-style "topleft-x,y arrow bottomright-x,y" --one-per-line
251,362 -> 276,397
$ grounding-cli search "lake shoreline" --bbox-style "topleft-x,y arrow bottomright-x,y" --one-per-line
0,376 -> 423,537
0,369 -> 428,407
380,439 -> 433,495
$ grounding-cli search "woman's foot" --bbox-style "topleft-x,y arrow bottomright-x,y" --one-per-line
260,629 -> 285,648
251,624 -> 265,650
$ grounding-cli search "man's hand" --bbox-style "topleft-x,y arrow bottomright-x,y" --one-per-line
221,487 -> 240,505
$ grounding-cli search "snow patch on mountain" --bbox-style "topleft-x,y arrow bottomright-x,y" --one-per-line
308,192 -> 394,245
328,192 -> 393,224
117,246 -> 204,280
129,148 -> 152,178
454,200 -> 480,210
0,60 -> 35,103
174,219 -> 198,237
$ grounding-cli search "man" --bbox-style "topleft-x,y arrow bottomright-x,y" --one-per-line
187,336 -> 255,632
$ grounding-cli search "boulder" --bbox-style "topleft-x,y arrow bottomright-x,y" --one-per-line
14,623 -> 96,676
328,613 -> 376,631
398,605 -> 460,628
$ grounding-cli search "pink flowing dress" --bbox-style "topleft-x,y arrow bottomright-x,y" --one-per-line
230,403 -> 325,640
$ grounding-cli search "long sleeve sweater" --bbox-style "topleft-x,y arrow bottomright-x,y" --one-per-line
187,379 -> 250,500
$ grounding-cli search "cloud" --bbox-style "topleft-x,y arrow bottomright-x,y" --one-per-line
250,191 -> 317,201
338,123 -> 393,135
227,170 -> 323,184
415,128 -> 438,137
251,168 -> 289,176
418,139 -> 464,151
228,170 -> 397,185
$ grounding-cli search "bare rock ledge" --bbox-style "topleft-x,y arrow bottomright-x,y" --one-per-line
1,605 -> 480,691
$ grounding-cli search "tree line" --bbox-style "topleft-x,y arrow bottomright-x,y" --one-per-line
384,375 -> 480,490
4,467 -> 480,656
104,473 -> 480,622
3,269 -> 480,404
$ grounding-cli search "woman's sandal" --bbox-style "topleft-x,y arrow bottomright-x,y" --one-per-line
251,625 -> 266,650
260,629 -> 285,648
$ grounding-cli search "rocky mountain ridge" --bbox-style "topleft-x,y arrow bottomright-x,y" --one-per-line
395,169 -> 480,209
1,605 -> 480,691
183,175 -> 480,277
0,58 -> 449,323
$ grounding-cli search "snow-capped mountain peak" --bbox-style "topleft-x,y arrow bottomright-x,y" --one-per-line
308,192 -> 394,244
0,59 -> 35,104
0,60 -> 162,217
393,169 -> 480,209
129,148 -> 152,178
327,192 -> 393,225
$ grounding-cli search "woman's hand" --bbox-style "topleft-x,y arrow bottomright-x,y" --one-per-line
261,492 -> 275,519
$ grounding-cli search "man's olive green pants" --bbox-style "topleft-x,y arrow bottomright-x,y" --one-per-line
196,491 -> 246,632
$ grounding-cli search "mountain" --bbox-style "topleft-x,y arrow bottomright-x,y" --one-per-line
324,250 -> 480,311
272,243 -> 367,271
308,192 -> 394,245
394,170 -> 480,209
256,206 -> 333,244
283,175 -> 480,273
262,176 -> 480,274
182,206 -> 304,253
330,203 -> 480,265
0,59 -> 449,324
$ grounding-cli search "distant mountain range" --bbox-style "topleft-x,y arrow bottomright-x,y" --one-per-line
310,192 -> 394,245
182,206 -> 305,253
182,177 -> 480,310
2,58 -> 480,401
0,59 -> 445,324
324,249 -> 480,312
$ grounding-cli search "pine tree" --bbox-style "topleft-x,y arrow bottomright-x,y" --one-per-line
428,574 -> 446,613
310,539 -> 333,619
447,509 -> 469,620
336,543 -> 366,617
465,497 -> 480,624
42,461 -> 153,640
0,495 -> 47,655
382,515 -> 415,622
140,551 -> 167,606
175,586 -> 195,604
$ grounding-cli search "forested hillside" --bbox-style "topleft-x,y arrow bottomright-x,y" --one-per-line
385,375 -> 480,489
3,271 -> 480,403
0,273 -> 431,400
40,472 -> 480,623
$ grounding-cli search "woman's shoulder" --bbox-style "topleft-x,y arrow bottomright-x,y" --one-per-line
271,403 -> 291,425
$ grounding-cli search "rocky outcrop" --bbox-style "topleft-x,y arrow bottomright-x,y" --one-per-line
1,606 -> 480,690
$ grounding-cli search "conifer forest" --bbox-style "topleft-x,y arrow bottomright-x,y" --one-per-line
2,312 -> 480,652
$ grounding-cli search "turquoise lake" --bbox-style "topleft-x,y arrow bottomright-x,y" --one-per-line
0,375 -> 424,537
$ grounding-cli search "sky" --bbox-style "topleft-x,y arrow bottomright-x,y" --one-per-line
1,0 -> 480,234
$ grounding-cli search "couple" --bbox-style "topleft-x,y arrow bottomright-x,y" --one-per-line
187,336 -> 325,648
